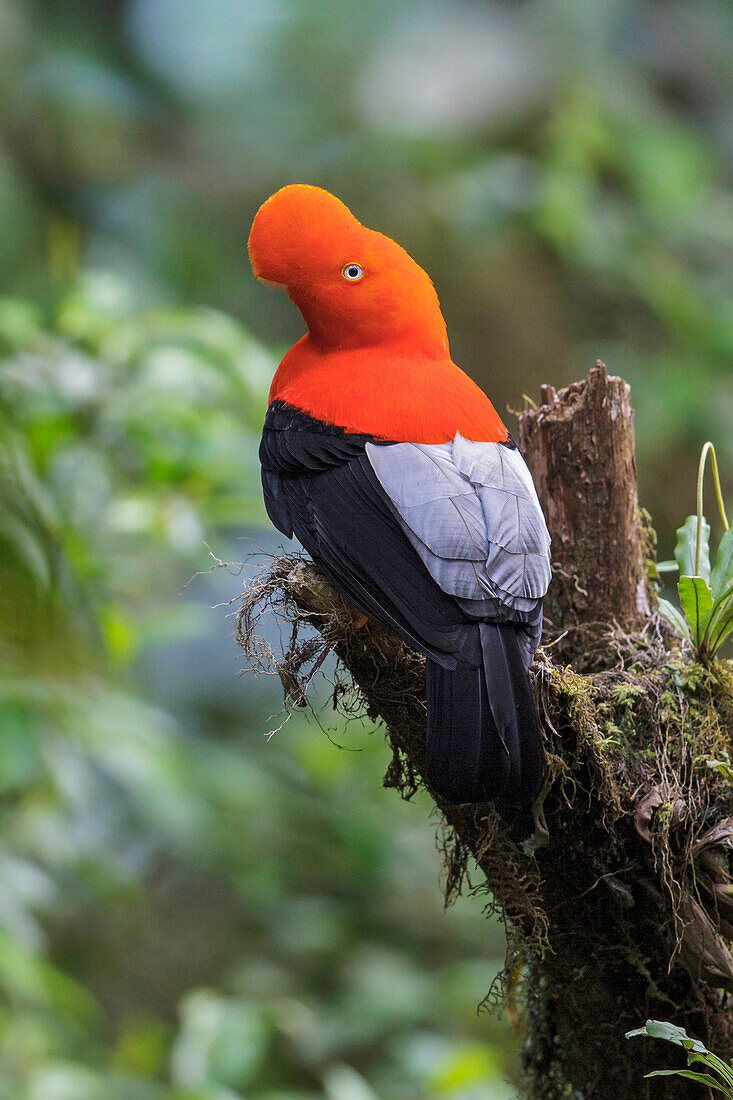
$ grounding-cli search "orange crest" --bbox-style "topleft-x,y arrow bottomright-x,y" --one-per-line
249,185 -> 507,445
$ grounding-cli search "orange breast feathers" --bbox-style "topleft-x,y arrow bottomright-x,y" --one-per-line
248,184 -> 508,445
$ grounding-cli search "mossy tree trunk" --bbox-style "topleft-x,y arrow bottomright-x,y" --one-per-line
240,363 -> 733,1099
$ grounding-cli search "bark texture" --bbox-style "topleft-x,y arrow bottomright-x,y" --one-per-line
518,363 -> 652,639
239,363 -> 733,1099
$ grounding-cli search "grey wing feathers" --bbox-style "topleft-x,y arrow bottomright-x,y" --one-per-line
365,434 -> 551,643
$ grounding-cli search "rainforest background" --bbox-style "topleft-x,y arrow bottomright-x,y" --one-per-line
0,1 -> 731,1097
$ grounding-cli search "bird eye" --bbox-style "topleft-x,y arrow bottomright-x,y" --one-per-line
342,263 -> 363,281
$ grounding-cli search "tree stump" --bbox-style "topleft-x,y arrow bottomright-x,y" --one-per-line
239,363 -> 733,1099
518,362 -> 652,640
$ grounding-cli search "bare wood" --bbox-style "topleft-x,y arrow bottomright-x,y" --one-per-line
518,361 -> 652,637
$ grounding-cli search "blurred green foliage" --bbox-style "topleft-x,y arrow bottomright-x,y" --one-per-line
0,0 -> 731,1097
0,282 -> 516,1098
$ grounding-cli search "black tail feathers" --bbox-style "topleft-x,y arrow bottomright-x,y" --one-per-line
425,623 -> 546,806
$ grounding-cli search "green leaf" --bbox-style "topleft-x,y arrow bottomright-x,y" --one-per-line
646,1020 -> 700,1046
675,515 -> 711,581
711,528 -> 733,601
628,1020 -> 733,1092
678,576 -> 713,647
627,1020 -> 708,1052
689,1050 -> 733,1089
703,588 -> 733,658
656,559 -> 679,574
645,1069 -> 729,1093
657,597 -> 693,643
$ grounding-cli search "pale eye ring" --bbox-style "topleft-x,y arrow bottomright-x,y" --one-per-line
342,263 -> 364,281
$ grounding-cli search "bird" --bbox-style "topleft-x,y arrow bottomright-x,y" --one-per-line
248,184 -> 551,805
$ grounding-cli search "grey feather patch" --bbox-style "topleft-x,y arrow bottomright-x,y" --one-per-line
397,497 -> 487,560
366,435 -> 551,627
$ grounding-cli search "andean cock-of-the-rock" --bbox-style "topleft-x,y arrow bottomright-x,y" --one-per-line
249,184 -> 551,805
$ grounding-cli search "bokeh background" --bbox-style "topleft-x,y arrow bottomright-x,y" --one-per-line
0,1 -> 731,1097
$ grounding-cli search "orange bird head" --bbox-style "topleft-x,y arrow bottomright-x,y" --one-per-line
248,185 -> 449,358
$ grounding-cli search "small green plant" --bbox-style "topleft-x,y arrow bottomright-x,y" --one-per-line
627,1019 -> 733,1094
707,749 -> 733,785
656,442 -> 733,658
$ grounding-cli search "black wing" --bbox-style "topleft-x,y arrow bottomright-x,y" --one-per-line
259,401 -> 547,805
259,402 -> 479,668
